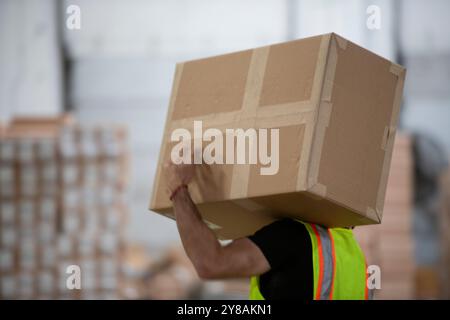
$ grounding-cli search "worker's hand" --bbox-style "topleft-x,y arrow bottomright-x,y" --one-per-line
164,160 -> 196,195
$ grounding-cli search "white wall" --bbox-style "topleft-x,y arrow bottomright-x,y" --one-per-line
0,0 -> 62,121
294,0 -> 396,60
401,0 -> 450,152
63,0 -> 289,60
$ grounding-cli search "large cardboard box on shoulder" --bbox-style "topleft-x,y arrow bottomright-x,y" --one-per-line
149,33 -> 406,240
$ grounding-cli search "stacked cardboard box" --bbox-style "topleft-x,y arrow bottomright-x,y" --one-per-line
415,266 -> 440,299
439,168 -> 450,299
354,133 -> 414,299
0,118 -> 129,299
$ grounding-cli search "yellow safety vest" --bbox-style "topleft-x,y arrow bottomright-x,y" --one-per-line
249,221 -> 370,300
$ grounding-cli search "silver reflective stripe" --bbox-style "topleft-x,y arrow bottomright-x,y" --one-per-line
368,288 -> 374,300
315,224 -> 335,300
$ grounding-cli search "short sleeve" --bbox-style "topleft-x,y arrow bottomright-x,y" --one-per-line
248,219 -> 309,270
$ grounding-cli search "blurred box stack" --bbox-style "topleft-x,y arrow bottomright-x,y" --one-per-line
200,278 -> 251,300
121,245 -> 201,299
440,168 -> 450,299
354,133 -> 415,299
0,116 -> 129,299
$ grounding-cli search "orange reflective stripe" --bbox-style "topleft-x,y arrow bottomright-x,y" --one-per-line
328,229 -> 336,300
311,224 -> 324,300
364,261 -> 369,300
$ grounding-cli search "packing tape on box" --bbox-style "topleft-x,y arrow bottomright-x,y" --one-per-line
150,63 -> 184,209
305,34 -> 340,197
309,183 -> 327,198
366,207 -> 380,223
241,47 -> 270,114
365,63 -> 406,221
167,102 -> 317,134
229,47 -> 269,200
369,63 -> 406,222
372,63 -> 407,222
381,126 -> 397,151
389,63 -> 404,76
381,126 -> 390,151
334,33 -> 348,50
294,34 -> 333,193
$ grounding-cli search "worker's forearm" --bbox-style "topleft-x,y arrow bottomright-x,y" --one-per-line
172,187 -> 221,272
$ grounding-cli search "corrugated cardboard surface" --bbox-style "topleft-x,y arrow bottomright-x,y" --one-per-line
157,199 -> 276,240
259,36 -> 321,106
173,50 -> 253,120
150,33 -> 405,239
248,124 -> 306,196
312,34 -> 403,223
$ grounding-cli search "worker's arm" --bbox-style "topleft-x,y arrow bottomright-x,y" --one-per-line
165,162 -> 270,279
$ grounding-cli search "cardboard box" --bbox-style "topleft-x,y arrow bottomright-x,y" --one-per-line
150,33 -> 406,239
3,114 -> 74,138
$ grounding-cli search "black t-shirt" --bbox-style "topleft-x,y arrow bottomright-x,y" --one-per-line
248,219 -> 313,300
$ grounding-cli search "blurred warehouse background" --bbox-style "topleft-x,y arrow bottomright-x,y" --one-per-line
0,0 -> 449,299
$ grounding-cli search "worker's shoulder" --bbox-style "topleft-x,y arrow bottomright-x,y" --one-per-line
265,218 -> 308,234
